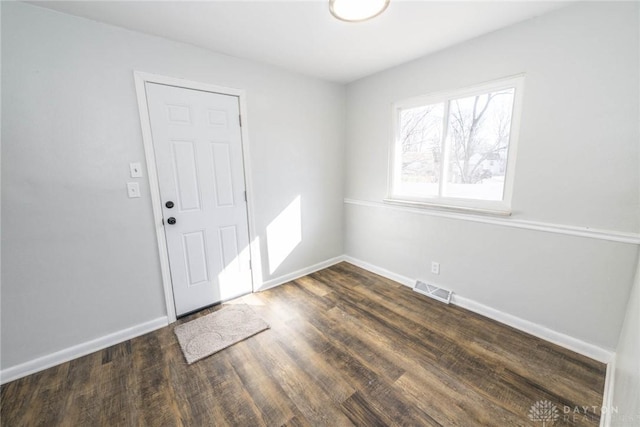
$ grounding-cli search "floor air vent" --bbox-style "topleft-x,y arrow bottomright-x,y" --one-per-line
413,281 -> 452,304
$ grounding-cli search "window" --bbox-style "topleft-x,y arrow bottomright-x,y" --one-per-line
387,76 -> 524,215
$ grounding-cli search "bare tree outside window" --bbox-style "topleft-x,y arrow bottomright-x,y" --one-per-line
392,77 -> 521,212
445,89 -> 514,200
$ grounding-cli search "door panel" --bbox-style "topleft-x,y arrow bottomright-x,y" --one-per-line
207,109 -> 228,127
182,230 -> 209,286
171,140 -> 201,212
146,82 -> 252,316
211,142 -> 235,207
219,225 -> 240,269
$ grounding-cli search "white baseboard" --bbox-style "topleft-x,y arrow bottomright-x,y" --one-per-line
344,256 -> 415,287
0,255 -> 344,385
2,255 -> 616,390
451,294 -> 614,363
0,316 -> 168,385
600,355 -> 617,427
257,255 -> 346,292
343,256 -> 614,364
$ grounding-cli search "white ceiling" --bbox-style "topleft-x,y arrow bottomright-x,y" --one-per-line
29,1 -> 573,83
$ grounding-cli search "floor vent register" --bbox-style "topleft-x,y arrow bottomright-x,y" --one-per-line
413,281 -> 452,304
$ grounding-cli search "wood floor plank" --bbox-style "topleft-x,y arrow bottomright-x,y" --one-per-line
246,333 -> 355,426
341,391 -> 389,427
224,342 -> 298,426
0,262 -> 605,426
321,264 -> 606,419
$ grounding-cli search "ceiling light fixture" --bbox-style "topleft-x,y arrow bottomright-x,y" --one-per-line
329,0 -> 390,23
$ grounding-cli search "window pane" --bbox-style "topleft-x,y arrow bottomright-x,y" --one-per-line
443,89 -> 515,201
396,103 -> 444,197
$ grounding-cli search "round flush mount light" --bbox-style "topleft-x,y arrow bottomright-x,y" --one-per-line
329,0 -> 390,22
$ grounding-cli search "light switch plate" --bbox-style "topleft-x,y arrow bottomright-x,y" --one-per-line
129,162 -> 142,178
127,182 -> 141,198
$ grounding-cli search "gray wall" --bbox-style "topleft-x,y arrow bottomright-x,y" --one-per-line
344,2 -> 639,349
612,256 -> 640,425
1,2 -> 344,369
2,0 -> 638,373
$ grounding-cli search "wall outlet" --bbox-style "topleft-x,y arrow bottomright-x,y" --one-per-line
431,262 -> 440,275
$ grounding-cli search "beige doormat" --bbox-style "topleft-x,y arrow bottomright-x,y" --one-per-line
174,304 -> 269,364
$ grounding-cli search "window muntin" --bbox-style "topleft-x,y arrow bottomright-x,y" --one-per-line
390,77 -> 523,214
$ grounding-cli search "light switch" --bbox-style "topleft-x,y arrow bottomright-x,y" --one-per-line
129,162 -> 143,178
127,182 -> 141,198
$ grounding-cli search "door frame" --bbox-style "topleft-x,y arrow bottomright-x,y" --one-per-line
133,71 -> 259,323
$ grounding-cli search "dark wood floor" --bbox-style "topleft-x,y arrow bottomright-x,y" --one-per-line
1,262 -> 606,426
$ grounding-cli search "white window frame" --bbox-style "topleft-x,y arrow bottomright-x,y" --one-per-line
385,75 -> 525,216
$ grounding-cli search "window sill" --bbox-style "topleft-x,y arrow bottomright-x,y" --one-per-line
382,198 -> 512,217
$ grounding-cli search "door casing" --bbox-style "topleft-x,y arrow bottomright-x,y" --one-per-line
134,71 -> 260,323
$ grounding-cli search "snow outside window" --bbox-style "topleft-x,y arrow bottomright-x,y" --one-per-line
387,76 -> 524,215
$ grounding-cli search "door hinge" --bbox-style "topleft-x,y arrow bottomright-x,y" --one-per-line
249,260 -> 252,270
244,191 -> 247,202
239,115 -> 242,127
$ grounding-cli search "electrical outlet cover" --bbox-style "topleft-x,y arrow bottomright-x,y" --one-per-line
431,262 -> 440,275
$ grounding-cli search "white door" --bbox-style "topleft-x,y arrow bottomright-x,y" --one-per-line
145,82 -> 252,316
